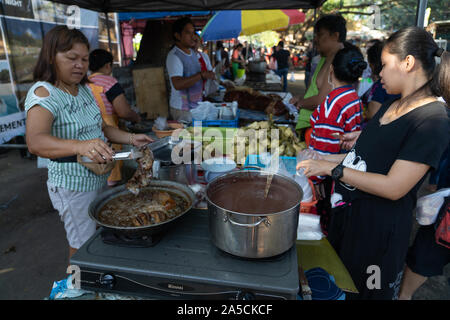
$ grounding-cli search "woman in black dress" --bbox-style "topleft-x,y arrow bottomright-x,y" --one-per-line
297,27 -> 450,299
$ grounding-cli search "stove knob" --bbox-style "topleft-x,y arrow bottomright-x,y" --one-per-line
99,274 -> 116,289
237,291 -> 256,300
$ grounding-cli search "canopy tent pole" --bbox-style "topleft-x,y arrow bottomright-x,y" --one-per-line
415,0 -> 428,28
245,42 -> 249,61
114,14 -> 123,66
105,11 -> 113,53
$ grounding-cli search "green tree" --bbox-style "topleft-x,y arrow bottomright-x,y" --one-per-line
290,0 -> 450,43
241,31 -> 280,49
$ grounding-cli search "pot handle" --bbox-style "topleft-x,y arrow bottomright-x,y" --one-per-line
205,170 -> 211,182
226,214 -> 270,228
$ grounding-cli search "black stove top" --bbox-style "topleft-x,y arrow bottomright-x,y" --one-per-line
100,229 -> 164,247
70,210 -> 299,300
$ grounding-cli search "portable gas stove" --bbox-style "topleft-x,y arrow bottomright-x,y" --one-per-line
70,209 -> 299,300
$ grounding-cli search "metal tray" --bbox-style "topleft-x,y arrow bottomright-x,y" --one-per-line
148,137 -> 200,166
148,136 -> 177,165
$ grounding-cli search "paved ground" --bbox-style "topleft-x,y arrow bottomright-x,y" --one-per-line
0,150 -> 67,299
0,70 -> 448,300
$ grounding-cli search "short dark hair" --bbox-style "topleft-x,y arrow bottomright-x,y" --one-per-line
33,25 -> 90,85
314,14 -> 347,43
332,45 -> 367,83
278,41 -> 284,48
89,48 -> 113,72
366,40 -> 383,76
172,17 -> 194,42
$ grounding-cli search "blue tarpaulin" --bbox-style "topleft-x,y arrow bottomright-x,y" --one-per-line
118,11 -> 214,21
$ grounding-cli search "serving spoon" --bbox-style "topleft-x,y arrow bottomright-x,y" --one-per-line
263,173 -> 273,199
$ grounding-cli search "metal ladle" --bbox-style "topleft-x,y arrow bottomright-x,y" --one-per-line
240,166 -> 273,199
264,174 -> 273,199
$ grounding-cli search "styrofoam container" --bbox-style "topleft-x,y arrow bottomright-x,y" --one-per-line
201,157 -> 237,183
201,157 -> 236,172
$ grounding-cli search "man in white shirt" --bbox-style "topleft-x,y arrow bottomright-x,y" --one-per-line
166,17 -> 215,122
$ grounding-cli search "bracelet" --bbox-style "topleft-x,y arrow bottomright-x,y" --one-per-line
129,133 -> 135,146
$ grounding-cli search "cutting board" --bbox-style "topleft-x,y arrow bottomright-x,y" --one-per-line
132,66 -> 169,119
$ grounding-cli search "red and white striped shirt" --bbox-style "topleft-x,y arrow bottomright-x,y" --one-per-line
308,85 -> 362,183
309,85 -> 362,156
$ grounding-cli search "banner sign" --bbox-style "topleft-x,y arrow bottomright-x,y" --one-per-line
0,110 -> 25,143
0,0 -> 120,144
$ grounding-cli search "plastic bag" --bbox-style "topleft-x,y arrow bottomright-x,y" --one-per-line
297,213 -> 323,240
261,153 -> 313,202
297,149 -> 323,161
296,149 -> 323,175
289,72 -> 296,82
295,172 -> 313,202
265,71 -> 281,83
205,79 -> 219,97
154,116 -> 169,130
49,275 -> 89,300
190,102 -> 219,121
416,188 -> 450,225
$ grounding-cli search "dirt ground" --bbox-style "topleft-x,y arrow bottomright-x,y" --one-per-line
0,70 -> 448,300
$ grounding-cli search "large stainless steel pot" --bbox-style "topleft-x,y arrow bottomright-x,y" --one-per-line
205,170 -> 303,258
89,180 -> 195,237
248,61 -> 267,73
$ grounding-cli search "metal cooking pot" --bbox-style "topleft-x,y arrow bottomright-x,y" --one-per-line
248,61 -> 267,73
205,169 -> 303,258
89,180 -> 195,237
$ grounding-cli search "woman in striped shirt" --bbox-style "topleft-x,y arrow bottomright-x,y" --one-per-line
24,26 -> 152,258
309,46 -> 366,158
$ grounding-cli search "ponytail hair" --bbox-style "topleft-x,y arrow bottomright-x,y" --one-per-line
332,45 -> 367,84
384,26 -> 450,109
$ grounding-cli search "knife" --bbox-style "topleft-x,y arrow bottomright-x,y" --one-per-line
298,266 -> 312,300
112,149 -> 143,160
80,149 -> 143,163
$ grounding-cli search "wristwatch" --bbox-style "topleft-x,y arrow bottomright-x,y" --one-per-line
331,164 -> 345,181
